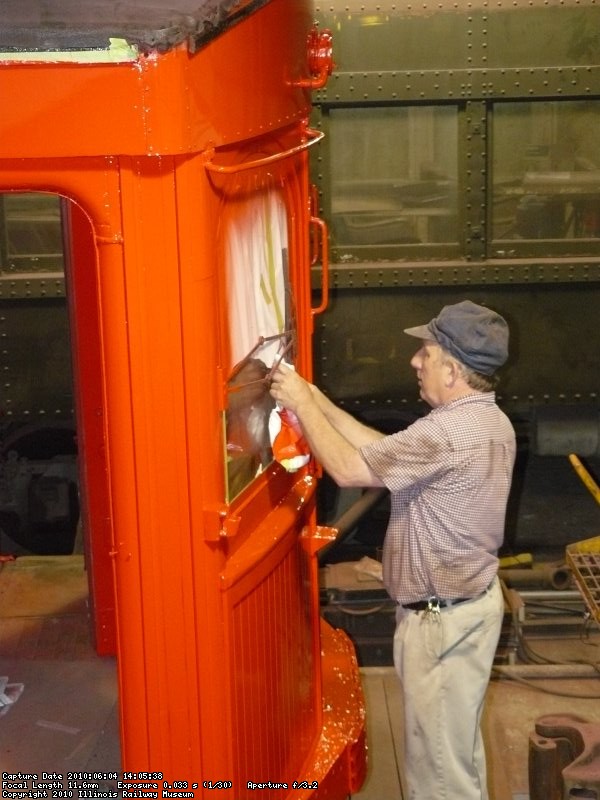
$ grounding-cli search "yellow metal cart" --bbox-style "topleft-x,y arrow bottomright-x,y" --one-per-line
566,455 -> 600,625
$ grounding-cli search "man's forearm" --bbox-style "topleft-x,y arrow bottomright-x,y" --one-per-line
311,385 -> 385,449
294,394 -> 385,488
269,364 -> 385,487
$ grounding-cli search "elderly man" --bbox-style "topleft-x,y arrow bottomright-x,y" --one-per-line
270,300 -> 516,800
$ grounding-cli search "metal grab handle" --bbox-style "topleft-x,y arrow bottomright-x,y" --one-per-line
310,215 -> 329,316
204,128 -> 324,174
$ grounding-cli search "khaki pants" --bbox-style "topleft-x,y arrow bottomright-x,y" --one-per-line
393,577 -> 503,800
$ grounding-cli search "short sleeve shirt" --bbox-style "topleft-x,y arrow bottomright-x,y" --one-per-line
359,393 -> 516,604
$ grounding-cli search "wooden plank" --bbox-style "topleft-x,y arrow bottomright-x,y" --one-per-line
354,667 -> 404,799
383,669 -> 407,799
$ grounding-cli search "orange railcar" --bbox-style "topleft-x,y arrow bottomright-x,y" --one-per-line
0,1 -> 366,795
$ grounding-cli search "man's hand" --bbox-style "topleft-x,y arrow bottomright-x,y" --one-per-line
269,362 -> 385,488
269,362 -> 313,414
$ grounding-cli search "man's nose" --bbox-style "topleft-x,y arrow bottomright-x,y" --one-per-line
410,352 -> 421,370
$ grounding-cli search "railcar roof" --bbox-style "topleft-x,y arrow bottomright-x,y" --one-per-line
0,0 -> 268,57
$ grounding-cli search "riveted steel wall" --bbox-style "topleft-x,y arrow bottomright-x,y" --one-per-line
310,0 -> 600,436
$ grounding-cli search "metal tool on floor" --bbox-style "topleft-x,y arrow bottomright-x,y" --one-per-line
569,454 -> 600,508
529,713 -> 600,800
0,676 -> 24,717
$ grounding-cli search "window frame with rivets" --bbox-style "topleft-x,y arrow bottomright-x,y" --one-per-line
311,0 -> 600,268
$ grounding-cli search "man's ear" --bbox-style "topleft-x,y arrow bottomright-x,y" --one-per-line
445,358 -> 462,386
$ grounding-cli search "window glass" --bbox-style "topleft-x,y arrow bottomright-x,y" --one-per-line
492,101 -> 600,247
329,106 -> 458,247
0,193 -> 64,273
223,189 -> 294,501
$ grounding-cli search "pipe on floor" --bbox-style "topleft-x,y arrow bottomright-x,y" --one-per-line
494,664 -> 600,679
319,487 -> 389,561
499,563 -> 572,591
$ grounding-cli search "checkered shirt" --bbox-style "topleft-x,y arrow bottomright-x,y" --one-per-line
360,393 -> 516,605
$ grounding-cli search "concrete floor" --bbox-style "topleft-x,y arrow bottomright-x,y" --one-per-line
1,555 -> 600,799
0,556 -> 119,773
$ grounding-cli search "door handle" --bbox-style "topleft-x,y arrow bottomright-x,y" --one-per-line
310,215 -> 329,316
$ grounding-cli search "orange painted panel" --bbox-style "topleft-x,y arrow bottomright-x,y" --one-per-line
63,200 -> 115,655
226,533 -> 316,793
0,2 -> 313,158
0,0 -> 366,794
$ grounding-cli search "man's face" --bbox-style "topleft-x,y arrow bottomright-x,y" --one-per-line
409,339 -> 450,408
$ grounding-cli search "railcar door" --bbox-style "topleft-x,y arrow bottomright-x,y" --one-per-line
207,131 -> 331,789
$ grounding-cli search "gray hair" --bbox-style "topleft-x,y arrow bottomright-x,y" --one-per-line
440,347 -> 499,391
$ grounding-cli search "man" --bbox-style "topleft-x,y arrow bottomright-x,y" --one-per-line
269,300 -> 516,800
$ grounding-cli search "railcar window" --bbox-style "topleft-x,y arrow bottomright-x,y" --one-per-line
328,106 -> 458,249
223,190 -> 294,501
492,101 -> 600,250
0,193 -> 64,273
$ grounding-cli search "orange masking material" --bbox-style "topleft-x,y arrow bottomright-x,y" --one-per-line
271,408 -> 311,472
0,0 -> 366,794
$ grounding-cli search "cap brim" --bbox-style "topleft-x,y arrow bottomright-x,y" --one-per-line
403,324 -> 434,340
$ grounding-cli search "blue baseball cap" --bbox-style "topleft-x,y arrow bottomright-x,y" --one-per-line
404,300 -> 509,375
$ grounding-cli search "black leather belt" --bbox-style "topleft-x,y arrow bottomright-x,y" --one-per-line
402,583 -> 491,612
402,596 -> 472,611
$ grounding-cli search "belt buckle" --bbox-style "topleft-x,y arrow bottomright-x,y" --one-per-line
426,597 -> 441,616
